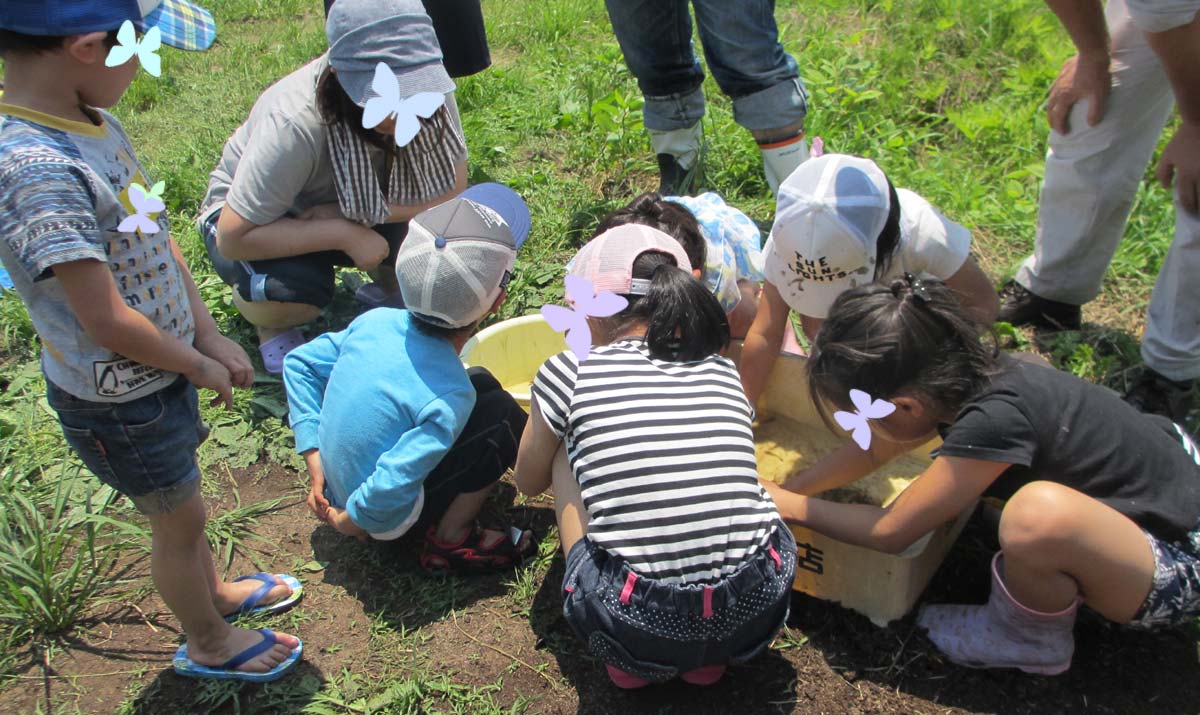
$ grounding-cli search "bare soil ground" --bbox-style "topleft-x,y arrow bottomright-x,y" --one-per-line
3,462 -> 1196,715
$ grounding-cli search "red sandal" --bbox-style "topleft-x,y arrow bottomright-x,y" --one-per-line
420,524 -> 533,574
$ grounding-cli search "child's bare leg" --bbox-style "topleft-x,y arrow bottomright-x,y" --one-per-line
434,484 -> 534,552
435,485 -> 493,542
148,491 -> 299,671
551,445 -> 587,557
193,537 -> 291,616
999,481 -> 1156,620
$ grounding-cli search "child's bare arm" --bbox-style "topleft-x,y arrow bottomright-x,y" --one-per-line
771,455 -> 1006,554
52,258 -> 235,406
781,433 -> 933,495
514,396 -> 560,497
739,281 -> 789,405
944,256 -> 1001,327
168,239 -> 253,388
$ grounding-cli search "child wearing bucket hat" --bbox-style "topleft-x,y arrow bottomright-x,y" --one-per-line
284,192 -> 534,573
739,154 -> 1000,406
198,0 -> 470,375
515,225 -> 795,689
1,0 -> 307,683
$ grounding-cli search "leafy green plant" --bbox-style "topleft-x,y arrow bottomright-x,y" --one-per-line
205,490 -> 285,573
0,475 -> 131,639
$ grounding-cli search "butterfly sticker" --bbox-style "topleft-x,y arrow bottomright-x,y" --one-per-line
118,181 -> 166,235
362,62 -> 446,147
105,21 -> 162,77
541,275 -> 628,361
833,389 -> 896,451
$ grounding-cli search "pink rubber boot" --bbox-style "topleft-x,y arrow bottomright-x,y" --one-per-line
680,665 -> 727,686
916,552 -> 1080,675
605,665 -> 650,689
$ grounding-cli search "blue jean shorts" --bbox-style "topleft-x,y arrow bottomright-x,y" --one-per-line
1129,520 -> 1200,628
46,376 -> 209,515
562,523 -> 796,681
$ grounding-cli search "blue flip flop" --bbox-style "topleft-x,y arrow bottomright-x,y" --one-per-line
223,573 -> 303,622
173,628 -> 303,683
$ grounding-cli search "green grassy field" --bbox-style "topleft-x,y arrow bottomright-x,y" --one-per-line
0,0 -> 1194,713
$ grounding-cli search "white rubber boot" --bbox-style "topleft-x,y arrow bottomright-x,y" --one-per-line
916,552 -> 1079,675
759,132 -> 808,194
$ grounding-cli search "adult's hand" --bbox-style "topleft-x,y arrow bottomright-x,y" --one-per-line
297,203 -> 344,221
1047,53 -> 1111,134
341,225 -> 390,271
1157,120 -> 1200,214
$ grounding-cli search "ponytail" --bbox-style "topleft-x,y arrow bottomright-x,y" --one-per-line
608,251 -> 729,362
806,275 -> 998,426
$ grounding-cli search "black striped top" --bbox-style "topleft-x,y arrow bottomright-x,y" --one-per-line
531,339 -> 779,584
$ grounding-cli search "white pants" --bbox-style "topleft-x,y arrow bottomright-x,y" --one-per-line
1015,0 -> 1200,381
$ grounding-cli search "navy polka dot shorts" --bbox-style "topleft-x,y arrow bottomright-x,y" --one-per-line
561,524 -> 796,681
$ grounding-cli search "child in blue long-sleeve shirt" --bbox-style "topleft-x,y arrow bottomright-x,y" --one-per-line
284,189 -> 532,572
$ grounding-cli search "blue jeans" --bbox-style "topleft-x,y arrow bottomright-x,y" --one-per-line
604,0 -> 808,132
46,376 -> 209,515
562,523 -> 796,681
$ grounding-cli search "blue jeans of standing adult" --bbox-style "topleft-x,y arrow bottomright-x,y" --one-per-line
604,0 -> 808,133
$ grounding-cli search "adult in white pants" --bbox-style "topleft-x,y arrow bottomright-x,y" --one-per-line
997,0 -> 1200,423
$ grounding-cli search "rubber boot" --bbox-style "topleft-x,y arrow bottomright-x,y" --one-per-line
680,665 -> 726,686
605,665 -> 650,689
759,132 -> 808,194
915,552 -> 1079,675
649,123 -> 702,196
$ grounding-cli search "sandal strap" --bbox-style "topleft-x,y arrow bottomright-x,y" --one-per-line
229,573 -> 276,616
220,629 -> 278,670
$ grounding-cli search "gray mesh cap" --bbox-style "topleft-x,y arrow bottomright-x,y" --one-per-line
397,198 -> 517,328
326,0 -> 455,106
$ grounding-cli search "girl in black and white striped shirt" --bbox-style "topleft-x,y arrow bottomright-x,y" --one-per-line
515,225 -> 795,690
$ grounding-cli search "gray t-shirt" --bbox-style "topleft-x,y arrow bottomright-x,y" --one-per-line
0,103 -> 194,402
199,54 -> 461,227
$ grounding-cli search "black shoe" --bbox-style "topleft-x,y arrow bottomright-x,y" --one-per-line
997,280 -> 1082,331
656,153 -> 699,196
1124,369 -> 1195,424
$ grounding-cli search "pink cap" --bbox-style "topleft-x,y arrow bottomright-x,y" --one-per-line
568,225 -> 693,296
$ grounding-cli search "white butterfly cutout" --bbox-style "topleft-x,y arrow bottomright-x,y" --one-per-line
118,181 -> 166,235
362,62 -> 445,147
833,389 -> 896,450
541,275 -> 628,361
105,21 -> 162,77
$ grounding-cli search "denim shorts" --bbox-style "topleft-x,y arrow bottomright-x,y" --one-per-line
562,522 -> 796,681
46,376 -> 209,515
1129,520 -> 1200,628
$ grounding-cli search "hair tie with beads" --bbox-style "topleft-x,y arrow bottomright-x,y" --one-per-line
903,272 -> 931,303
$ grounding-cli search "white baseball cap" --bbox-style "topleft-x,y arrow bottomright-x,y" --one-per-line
763,154 -> 891,319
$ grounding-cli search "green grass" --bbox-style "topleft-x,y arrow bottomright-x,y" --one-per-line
0,0 -> 1195,711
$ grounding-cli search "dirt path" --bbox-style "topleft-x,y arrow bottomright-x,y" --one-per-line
3,462 -> 1196,714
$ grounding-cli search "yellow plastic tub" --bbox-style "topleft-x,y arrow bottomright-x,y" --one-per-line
460,316 -> 970,625
459,314 -> 567,411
